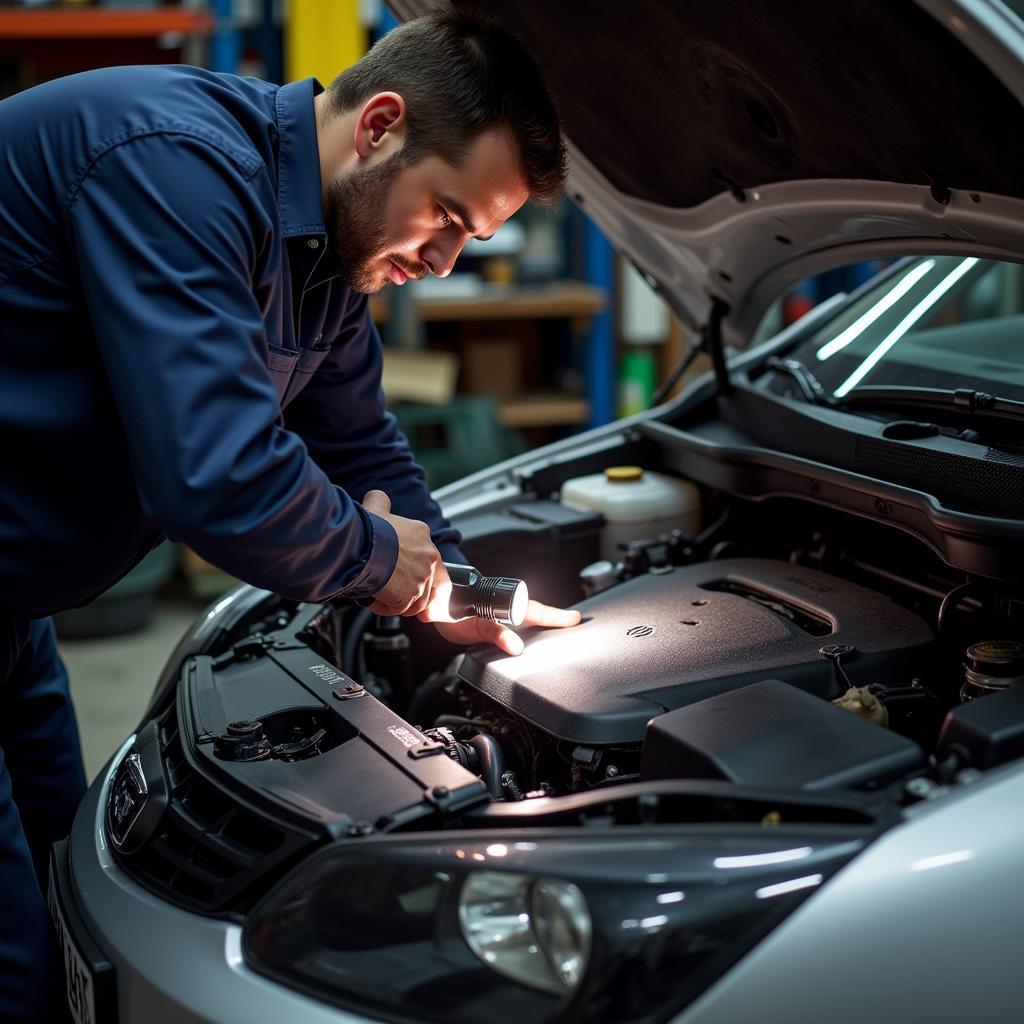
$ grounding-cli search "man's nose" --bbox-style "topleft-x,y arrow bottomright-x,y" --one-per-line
422,235 -> 464,278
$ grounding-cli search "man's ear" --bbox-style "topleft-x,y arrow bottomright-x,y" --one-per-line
353,92 -> 406,160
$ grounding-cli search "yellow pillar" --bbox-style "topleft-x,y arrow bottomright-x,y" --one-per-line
286,0 -> 365,85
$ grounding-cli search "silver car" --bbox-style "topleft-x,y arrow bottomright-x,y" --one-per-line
51,1 -> 1024,1022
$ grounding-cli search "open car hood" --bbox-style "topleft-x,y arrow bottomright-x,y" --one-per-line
390,0 -> 1024,346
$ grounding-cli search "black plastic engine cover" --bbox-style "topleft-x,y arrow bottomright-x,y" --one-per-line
458,558 -> 933,744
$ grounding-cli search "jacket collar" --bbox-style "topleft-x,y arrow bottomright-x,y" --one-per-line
274,77 -> 327,239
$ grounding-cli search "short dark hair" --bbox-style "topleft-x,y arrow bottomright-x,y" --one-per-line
326,7 -> 566,205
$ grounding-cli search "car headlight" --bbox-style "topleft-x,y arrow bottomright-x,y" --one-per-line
243,826 -> 865,1023
458,872 -> 591,995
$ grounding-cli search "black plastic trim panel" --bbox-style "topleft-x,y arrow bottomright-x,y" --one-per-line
718,385 -> 1024,518
639,419 -> 1024,583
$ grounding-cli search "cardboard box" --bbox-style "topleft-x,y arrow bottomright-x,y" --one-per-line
381,348 -> 459,405
461,337 -> 522,398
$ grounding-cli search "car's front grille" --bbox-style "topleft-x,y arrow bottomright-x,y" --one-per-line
113,703 -> 318,916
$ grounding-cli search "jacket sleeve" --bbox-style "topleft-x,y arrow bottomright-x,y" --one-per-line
64,132 -> 398,602
283,290 -> 465,565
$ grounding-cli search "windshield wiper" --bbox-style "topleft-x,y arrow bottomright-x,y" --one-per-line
765,357 -> 836,407
765,357 -> 1024,429
838,385 -> 1024,427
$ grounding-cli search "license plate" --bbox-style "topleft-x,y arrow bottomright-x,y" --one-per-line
47,842 -> 116,1024
47,870 -> 96,1024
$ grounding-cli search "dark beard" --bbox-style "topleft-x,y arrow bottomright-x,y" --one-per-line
324,152 -> 420,294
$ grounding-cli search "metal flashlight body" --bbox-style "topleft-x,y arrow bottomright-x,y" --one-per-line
444,563 -> 529,627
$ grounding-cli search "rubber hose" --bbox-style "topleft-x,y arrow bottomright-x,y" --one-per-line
406,666 -> 458,726
469,733 -> 506,799
937,582 -> 978,634
341,607 -> 374,679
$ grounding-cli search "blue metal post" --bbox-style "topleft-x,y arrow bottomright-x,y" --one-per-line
209,0 -> 241,75
584,215 -> 616,428
848,260 -> 879,289
258,0 -> 283,84
377,6 -> 400,39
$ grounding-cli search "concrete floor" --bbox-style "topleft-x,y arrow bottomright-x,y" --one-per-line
60,596 -> 206,781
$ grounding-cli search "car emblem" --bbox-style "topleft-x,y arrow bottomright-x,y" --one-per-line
626,625 -> 655,637
107,751 -> 148,851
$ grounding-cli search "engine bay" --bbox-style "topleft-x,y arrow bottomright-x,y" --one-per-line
121,472 -> 1024,915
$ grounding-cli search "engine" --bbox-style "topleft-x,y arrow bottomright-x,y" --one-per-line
460,558 -> 933,745
430,558 -> 934,797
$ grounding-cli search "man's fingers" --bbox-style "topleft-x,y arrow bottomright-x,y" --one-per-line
418,574 -> 454,623
361,489 -> 391,515
433,617 -> 525,656
523,600 -> 582,628
492,624 -> 526,656
463,619 -> 525,656
404,560 -> 436,618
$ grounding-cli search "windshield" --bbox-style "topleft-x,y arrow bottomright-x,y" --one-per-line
787,257 -> 1024,401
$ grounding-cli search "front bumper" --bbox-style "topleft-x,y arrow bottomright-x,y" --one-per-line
62,738 -> 370,1024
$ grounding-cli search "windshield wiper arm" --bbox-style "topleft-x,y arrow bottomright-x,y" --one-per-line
839,385 -> 1024,426
766,358 -> 1024,428
765,357 -> 837,407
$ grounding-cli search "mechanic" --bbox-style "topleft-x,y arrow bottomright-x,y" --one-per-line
0,9 -> 580,1021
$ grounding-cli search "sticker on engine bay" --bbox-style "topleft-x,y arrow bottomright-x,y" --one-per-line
387,725 -> 422,748
307,663 -> 343,685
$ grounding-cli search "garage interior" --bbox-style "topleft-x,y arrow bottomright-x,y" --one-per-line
0,0 -> 681,779
8,4 -> 1024,1024
0,0 -> 898,782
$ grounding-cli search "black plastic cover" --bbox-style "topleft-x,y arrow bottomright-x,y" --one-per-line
641,680 -> 925,790
457,500 -> 603,609
936,684 -> 1024,770
185,646 -> 488,828
113,610 -> 491,916
460,558 -> 933,744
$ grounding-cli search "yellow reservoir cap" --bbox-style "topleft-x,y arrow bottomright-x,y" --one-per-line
604,466 -> 644,483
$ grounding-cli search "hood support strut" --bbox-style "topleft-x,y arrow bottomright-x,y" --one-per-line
650,292 -> 732,407
705,296 -> 732,397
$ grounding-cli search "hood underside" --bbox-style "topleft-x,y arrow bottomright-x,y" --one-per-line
465,0 -> 1024,209
392,0 -> 1024,336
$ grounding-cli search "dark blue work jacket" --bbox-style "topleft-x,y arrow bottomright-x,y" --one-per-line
0,65 -> 461,617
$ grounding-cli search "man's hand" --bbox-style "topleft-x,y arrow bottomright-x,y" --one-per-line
433,599 -> 581,656
363,490 -> 448,617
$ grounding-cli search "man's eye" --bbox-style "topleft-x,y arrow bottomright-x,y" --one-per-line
437,206 -> 452,228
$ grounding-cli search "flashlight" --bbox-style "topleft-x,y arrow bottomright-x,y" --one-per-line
444,562 -> 529,627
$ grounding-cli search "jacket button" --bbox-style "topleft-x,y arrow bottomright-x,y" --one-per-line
307,238 -> 320,249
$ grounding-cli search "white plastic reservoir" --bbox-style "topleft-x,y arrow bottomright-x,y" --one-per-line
560,466 -> 701,561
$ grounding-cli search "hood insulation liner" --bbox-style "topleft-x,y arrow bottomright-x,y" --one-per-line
462,0 -> 1024,208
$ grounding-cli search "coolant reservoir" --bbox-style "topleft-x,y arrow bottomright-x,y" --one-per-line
560,466 -> 701,561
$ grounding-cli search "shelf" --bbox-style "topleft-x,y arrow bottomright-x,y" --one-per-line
498,394 -> 590,428
0,7 -> 213,39
370,280 -> 605,324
